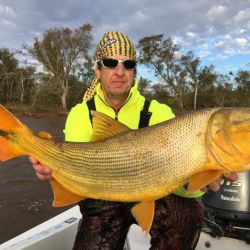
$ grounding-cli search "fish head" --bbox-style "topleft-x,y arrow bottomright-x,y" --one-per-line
207,107 -> 250,172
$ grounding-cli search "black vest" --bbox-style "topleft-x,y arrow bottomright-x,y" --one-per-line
86,98 -> 152,128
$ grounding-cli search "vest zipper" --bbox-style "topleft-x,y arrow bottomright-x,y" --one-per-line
97,93 -> 132,120
114,111 -> 118,120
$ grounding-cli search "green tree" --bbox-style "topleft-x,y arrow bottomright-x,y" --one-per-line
137,34 -> 188,110
0,48 -> 18,72
138,76 -> 152,99
0,49 -> 35,104
10,67 -> 36,104
151,83 -> 172,104
196,65 -> 217,108
214,74 -> 234,107
34,72 -> 62,108
0,48 -> 19,103
234,70 -> 250,106
25,23 -> 93,111
181,51 -> 201,110
69,54 -> 95,106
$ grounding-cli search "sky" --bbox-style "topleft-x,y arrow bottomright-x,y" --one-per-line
0,0 -> 250,79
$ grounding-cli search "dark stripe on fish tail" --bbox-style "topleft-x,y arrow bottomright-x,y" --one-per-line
0,130 -> 10,138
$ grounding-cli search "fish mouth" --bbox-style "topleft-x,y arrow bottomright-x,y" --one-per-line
206,108 -> 250,172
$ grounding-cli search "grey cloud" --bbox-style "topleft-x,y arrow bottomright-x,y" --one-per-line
0,0 -> 249,66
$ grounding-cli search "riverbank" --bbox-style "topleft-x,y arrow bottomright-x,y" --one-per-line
4,104 -> 68,118
15,110 -> 68,118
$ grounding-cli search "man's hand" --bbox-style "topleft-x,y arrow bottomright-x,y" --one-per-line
30,156 -> 53,181
205,172 -> 238,192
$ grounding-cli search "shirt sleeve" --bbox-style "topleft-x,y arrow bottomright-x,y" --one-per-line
63,102 -> 92,143
148,100 -> 175,126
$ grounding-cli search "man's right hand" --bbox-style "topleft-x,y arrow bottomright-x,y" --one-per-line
30,156 -> 53,181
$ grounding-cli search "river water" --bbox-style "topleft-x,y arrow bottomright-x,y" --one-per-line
0,115 -> 75,244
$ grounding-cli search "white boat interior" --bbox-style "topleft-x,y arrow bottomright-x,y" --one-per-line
0,206 -> 249,250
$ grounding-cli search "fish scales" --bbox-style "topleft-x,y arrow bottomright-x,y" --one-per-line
14,109 -> 217,201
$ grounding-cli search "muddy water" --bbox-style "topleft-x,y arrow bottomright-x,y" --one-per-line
0,116 -> 75,243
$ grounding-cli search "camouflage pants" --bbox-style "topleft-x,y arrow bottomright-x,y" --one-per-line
73,194 -> 204,250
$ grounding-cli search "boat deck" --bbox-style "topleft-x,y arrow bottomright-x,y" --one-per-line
0,206 -> 249,250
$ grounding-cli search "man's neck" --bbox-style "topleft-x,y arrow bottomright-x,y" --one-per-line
103,92 -> 128,112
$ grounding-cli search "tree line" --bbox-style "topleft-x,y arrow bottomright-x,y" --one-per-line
0,23 -> 249,113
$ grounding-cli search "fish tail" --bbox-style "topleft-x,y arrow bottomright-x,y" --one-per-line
0,105 -> 29,162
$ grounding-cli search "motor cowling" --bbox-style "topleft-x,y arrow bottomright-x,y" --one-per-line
202,171 -> 250,221
201,171 -> 250,243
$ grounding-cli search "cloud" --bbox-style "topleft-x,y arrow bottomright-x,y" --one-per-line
0,0 -> 249,73
186,32 -> 197,39
234,8 -> 250,23
0,5 -> 15,16
206,4 -> 229,20
198,50 -> 211,58
0,5 -> 16,28
235,38 -> 248,45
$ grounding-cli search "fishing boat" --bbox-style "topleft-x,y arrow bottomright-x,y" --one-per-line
0,172 -> 250,250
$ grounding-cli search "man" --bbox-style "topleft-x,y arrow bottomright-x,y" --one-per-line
31,31 -> 236,250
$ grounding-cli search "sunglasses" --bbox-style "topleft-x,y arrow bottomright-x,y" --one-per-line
97,58 -> 136,70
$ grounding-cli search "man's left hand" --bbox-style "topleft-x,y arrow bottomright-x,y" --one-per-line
204,173 -> 238,192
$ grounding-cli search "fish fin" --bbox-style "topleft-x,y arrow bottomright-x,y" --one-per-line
0,105 -> 24,131
0,137 -> 23,161
0,105 -> 28,161
38,131 -> 53,140
91,111 -> 130,141
187,170 -> 223,193
50,179 -> 85,207
131,201 -> 155,235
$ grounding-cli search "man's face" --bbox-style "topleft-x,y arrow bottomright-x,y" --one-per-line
96,55 -> 135,101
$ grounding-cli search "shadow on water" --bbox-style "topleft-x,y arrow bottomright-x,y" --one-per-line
0,116 -> 75,243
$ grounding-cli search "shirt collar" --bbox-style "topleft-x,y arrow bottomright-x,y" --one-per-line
95,79 -> 139,106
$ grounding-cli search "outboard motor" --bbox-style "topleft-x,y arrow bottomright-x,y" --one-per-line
201,171 -> 250,243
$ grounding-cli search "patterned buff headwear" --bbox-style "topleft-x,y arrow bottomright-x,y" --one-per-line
83,31 -> 136,101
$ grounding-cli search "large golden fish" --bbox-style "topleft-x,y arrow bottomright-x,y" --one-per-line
0,105 -> 250,233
